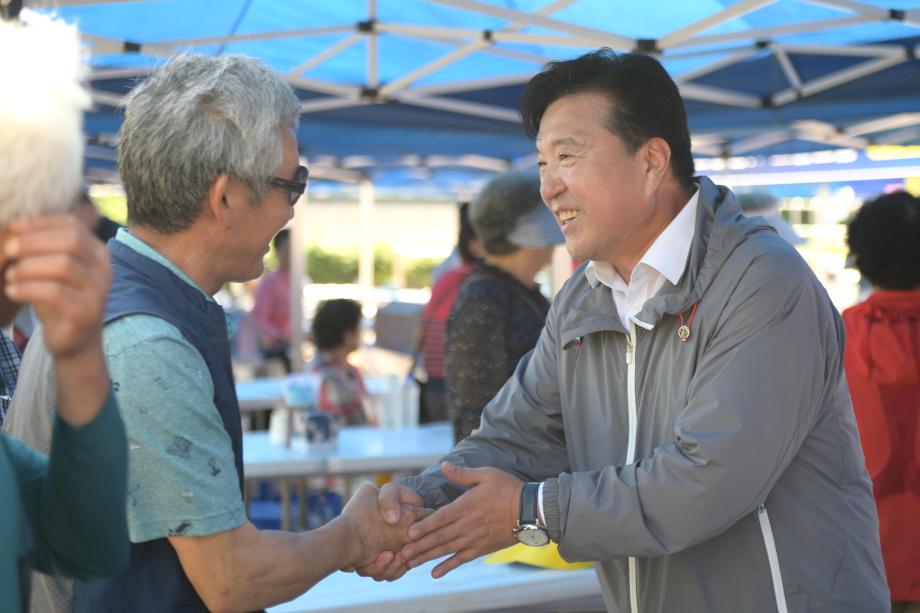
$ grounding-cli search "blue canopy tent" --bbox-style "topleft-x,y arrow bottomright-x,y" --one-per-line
23,0 -> 920,365
32,0 -> 920,185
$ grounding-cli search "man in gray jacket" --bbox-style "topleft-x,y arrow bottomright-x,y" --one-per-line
355,50 -> 889,612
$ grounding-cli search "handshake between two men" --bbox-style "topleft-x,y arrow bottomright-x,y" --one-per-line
342,462 -> 526,580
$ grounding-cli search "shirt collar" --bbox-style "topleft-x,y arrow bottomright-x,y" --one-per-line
585,187 -> 699,289
585,260 -> 624,292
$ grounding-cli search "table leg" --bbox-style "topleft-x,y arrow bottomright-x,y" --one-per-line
281,478 -> 291,531
296,478 -> 308,531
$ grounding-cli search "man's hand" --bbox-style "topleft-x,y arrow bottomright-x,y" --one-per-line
400,462 -> 524,578
2,214 -> 110,359
339,482 -> 429,569
345,481 -> 427,581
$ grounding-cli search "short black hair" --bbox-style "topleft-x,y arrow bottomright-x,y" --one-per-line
457,202 -> 481,265
273,228 -> 290,251
312,299 -> 362,350
847,191 -> 920,290
520,49 -> 695,188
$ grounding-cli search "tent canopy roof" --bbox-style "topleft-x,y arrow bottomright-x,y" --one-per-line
33,0 -> 920,189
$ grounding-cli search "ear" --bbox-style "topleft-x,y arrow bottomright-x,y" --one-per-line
205,173 -> 233,230
643,137 -> 672,194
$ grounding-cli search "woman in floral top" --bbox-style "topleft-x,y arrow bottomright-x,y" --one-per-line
307,299 -> 369,426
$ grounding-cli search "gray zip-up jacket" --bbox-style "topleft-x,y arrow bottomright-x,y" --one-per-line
403,177 -> 888,613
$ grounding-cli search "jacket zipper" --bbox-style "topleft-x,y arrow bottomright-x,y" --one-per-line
758,505 -> 789,613
626,322 -> 786,613
626,322 -> 639,613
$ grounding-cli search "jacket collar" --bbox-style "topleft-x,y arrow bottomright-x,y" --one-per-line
560,177 -> 775,343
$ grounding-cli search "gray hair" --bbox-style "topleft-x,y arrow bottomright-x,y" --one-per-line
469,170 -> 543,255
118,54 -> 300,233
0,13 -> 89,225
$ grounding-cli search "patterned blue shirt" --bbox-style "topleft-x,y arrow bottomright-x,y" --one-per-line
106,229 -> 245,542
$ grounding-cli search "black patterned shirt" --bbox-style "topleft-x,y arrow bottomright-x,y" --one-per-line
445,263 -> 550,442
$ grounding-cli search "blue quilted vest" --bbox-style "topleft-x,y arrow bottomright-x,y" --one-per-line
73,239 -> 247,613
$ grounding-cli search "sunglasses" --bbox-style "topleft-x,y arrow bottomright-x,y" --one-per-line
266,164 -> 309,206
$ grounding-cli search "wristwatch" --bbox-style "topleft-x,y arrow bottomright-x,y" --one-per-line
513,482 -> 550,547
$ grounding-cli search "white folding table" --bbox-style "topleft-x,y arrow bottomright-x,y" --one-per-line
243,423 -> 454,530
268,557 -> 604,613
236,376 -> 285,413
243,422 -> 453,479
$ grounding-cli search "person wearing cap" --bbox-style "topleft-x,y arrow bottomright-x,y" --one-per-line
354,49 -> 887,613
445,169 -> 564,443
736,191 -> 805,246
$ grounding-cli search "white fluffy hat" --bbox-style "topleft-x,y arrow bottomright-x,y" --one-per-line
0,11 -> 89,225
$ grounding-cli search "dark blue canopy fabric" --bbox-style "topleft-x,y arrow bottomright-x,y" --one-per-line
35,0 -> 920,189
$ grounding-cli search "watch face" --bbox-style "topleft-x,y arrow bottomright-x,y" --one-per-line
516,524 -> 550,547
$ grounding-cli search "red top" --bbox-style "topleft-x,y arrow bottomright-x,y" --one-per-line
419,263 -> 475,379
251,268 -> 291,348
843,289 -> 920,601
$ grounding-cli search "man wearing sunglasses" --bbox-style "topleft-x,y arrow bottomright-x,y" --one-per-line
6,54 -> 424,613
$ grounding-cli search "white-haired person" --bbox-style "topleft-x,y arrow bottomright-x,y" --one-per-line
4,51 -> 426,613
0,12 -> 129,613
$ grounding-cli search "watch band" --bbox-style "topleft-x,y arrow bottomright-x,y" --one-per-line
519,482 -> 540,525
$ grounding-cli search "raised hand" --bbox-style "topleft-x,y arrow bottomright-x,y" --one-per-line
1,214 -> 110,359
1,213 -> 112,426
400,462 -> 523,578
339,482 -> 429,569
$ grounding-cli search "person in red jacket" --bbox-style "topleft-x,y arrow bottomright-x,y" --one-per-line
843,190 -> 920,612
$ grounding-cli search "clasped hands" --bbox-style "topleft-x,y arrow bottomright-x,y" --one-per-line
340,462 -> 524,580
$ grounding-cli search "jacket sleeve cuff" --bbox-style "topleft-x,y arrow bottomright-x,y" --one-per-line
542,477 -> 562,542
398,475 -> 453,509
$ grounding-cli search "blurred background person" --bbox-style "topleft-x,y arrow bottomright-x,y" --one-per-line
413,202 -> 483,423
843,190 -> 920,613
309,299 -> 370,427
0,11 -> 129,612
252,228 -> 293,373
736,190 -> 805,246
446,169 -> 563,442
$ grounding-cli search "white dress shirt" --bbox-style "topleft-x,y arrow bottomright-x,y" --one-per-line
585,187 -> 699,330
536,187 -> 699,526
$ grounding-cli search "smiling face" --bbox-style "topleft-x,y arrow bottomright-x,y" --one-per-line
225,127 -> 298,282
537,92 -> 671,272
